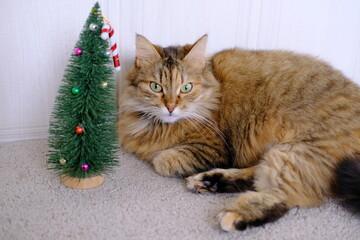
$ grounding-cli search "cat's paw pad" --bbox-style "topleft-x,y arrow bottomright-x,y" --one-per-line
217,210 -> 248,232
186,172 -> 219,194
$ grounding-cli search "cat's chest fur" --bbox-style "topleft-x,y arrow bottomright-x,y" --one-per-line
118,114 -> 196,161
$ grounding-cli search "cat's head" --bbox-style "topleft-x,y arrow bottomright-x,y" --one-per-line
122,35 -> 220,124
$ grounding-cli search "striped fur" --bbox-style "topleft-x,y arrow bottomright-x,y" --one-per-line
118,35 -> 360,231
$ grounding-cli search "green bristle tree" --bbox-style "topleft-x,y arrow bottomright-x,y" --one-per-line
48,3 -> 118,186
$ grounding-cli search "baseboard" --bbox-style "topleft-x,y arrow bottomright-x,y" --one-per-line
0,126 -> 49,143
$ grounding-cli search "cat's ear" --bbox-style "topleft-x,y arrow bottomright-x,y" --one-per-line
184,35 -> 208,69
135,34 -> 161,67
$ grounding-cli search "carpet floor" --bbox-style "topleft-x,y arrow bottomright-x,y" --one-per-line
1,139 -> 359,240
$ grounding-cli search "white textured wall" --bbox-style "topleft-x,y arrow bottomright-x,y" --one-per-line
1,0 -> 360,143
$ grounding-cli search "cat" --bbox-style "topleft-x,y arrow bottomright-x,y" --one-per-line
117,34 -> 360,231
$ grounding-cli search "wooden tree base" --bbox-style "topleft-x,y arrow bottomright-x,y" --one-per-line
60,174 -> 104,189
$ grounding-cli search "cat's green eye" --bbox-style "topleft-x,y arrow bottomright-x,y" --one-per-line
180,83 -> 193,93
150,82 -> 163,93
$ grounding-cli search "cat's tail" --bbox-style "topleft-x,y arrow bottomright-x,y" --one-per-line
333,158 -> 360,213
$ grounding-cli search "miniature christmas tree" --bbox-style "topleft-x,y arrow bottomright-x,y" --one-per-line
48,2 -> 119,189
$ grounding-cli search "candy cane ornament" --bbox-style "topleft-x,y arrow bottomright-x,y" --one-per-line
101,23 -> 121,71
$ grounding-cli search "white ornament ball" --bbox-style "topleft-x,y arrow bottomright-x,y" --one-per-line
89,23 -> 98,31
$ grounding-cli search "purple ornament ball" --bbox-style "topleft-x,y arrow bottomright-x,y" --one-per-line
81,164 -> 89,171
74,48 -> 83,55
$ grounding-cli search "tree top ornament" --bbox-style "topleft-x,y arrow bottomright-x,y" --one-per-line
93,5 -> 121,71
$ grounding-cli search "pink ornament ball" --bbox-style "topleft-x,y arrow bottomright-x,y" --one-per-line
81,164 -> 89,171
74,48 -> 83,55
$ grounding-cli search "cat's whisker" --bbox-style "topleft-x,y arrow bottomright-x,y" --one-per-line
188,112 -> 225,141
185,114 -> 220,143
186,117 -> 209,143
186,113 -> 217,136
187,112 -> 233,160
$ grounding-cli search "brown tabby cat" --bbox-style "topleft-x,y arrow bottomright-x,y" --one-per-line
118,34 -> 360,231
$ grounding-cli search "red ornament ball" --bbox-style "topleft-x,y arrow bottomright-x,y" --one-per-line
75,126 -> 83,134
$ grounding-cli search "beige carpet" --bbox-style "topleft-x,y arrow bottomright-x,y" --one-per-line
0,139 -> 359,240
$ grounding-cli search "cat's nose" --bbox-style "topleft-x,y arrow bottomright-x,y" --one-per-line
166,104 -> 176,113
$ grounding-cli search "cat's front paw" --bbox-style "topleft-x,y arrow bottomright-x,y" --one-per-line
186,172 -> 219,193
152,149 -> 188,177
187,168 -> 254,193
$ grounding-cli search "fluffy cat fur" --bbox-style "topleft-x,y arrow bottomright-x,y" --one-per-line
118,34 -> 360,231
